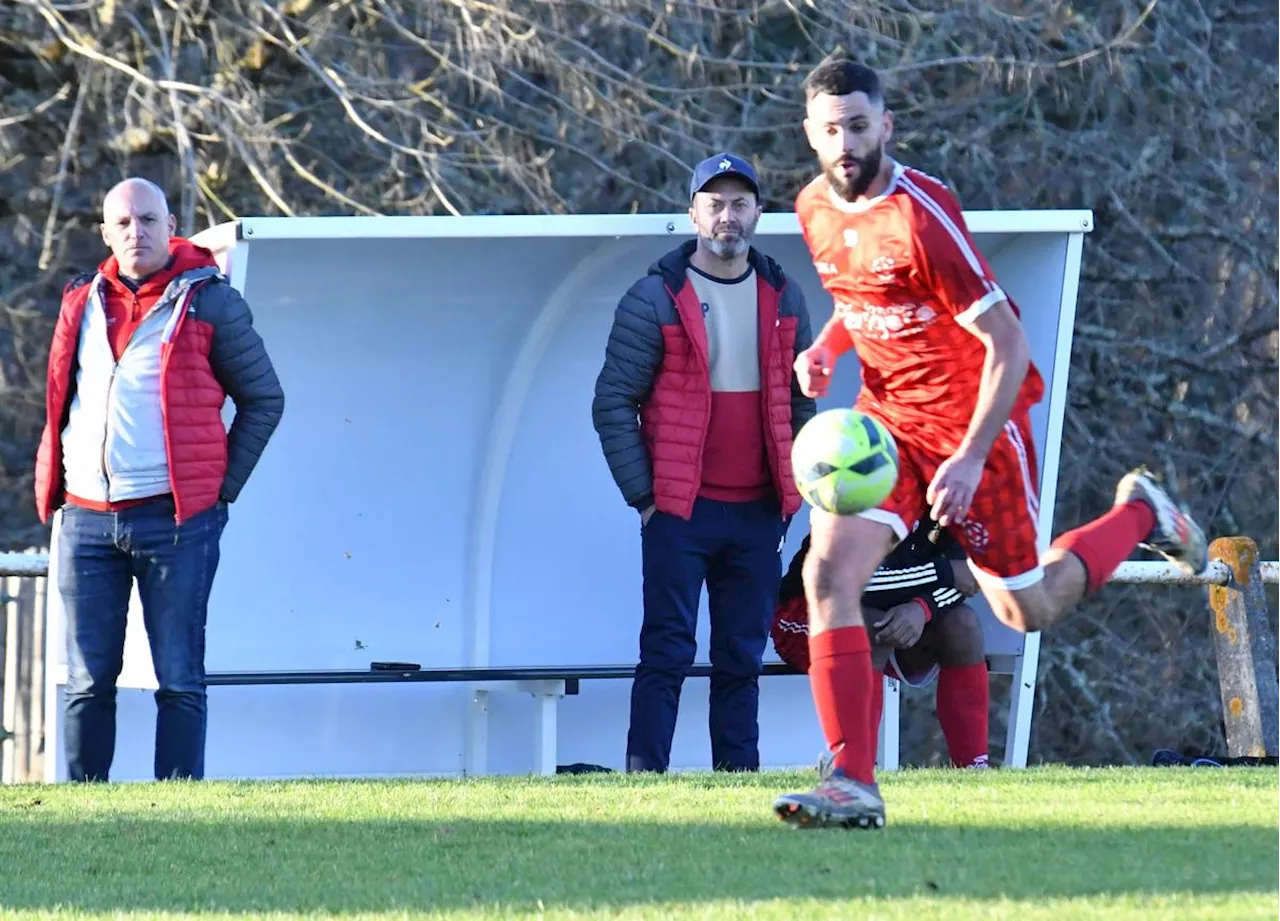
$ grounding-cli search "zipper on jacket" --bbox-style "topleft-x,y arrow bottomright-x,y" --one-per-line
100,361 -> 119,498
97,281 -> 188,501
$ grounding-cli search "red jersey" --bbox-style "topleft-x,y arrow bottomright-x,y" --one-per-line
795,163 -> 1044,453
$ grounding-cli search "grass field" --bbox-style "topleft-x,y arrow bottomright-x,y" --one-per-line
1,767 -> 1276,920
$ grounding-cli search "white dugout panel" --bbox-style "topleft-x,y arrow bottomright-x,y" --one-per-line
44,209 -> 1091,781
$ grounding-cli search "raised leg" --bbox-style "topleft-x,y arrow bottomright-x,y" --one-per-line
975,467 -> 1207,634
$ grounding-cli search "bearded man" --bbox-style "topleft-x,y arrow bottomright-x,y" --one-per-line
592,153 -> 816,773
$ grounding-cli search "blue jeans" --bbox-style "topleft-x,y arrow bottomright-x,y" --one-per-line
57,496 -> 228,781
627,497 -> 787,773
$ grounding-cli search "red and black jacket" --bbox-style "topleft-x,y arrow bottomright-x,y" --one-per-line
591,239 -> 816,520
35,239 -> 285,524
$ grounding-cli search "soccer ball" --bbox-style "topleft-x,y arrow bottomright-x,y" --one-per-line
791,409 -> 899,515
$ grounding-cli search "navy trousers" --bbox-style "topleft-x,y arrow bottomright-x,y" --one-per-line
627,497 -> 786,772
58,497 -> 227,782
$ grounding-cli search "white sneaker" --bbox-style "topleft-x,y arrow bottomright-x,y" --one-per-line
1114,467 -> 1208,575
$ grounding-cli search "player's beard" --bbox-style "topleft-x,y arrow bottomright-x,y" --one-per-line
825,143 -> 884,202
701,217 -> 756,261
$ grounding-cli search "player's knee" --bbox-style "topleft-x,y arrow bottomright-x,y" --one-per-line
934,605 -> 985,666
801,549 -> 840,602
801,551 -> 859,631
992,592 -> 1054,633
802,553 -> 833,629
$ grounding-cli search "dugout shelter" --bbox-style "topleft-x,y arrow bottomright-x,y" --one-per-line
42,206 -> 1092,781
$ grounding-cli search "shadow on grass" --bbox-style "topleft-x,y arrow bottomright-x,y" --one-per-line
0,813 -> 1275,913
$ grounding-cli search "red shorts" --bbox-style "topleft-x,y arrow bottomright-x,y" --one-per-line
860,413 -> 1044,588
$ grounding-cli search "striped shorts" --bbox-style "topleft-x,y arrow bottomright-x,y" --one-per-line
859,412 -> 1043,589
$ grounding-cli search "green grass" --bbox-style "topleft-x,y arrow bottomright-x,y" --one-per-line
1,767 -> 1276,920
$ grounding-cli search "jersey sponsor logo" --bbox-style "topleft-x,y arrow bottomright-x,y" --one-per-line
870,255 -> 898,283
843,229 -> 859,249
837,300 -> 938,340
815,261 -> 838,275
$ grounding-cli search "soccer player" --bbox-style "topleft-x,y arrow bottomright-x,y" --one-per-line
771,522 -> 992,771
773,58 -> 1208,828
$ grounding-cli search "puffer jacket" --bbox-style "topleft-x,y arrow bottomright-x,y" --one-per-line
35,239 -> 284,524
592,239 -> 816,520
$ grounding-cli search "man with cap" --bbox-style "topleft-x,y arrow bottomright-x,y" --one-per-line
592,153 -> 816,772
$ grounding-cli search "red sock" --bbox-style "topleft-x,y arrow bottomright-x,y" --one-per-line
809,626 -> 875,784
937,662 -> 990,768
1050,501 -> 1156,594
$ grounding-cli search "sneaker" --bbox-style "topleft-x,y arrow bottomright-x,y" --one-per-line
774,768 -> 886,829
1114,467 -> 1208,576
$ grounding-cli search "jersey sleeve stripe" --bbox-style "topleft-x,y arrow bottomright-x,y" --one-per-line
868,564 -> 938,583
899,173 -> 989,280
954,287 -> 1006,326
866,573 -> 940,594
901,172 -> 1007,318
932,588 -> 964,607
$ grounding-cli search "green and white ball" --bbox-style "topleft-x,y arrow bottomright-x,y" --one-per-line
791,409 -> 899,515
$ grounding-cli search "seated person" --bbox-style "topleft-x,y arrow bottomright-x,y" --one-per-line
772,520 -> 991,769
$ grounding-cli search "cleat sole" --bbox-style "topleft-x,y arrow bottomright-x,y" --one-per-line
775,799 -> 884,830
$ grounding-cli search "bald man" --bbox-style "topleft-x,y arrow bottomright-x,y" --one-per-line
35,177 -> 285,782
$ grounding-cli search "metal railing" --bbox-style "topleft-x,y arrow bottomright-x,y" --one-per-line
1,551 -> 47,784
2,553 -> 1274,585
1113,559 -> 1278,585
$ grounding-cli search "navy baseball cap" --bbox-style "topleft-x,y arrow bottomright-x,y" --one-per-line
689,153 -> 761,200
